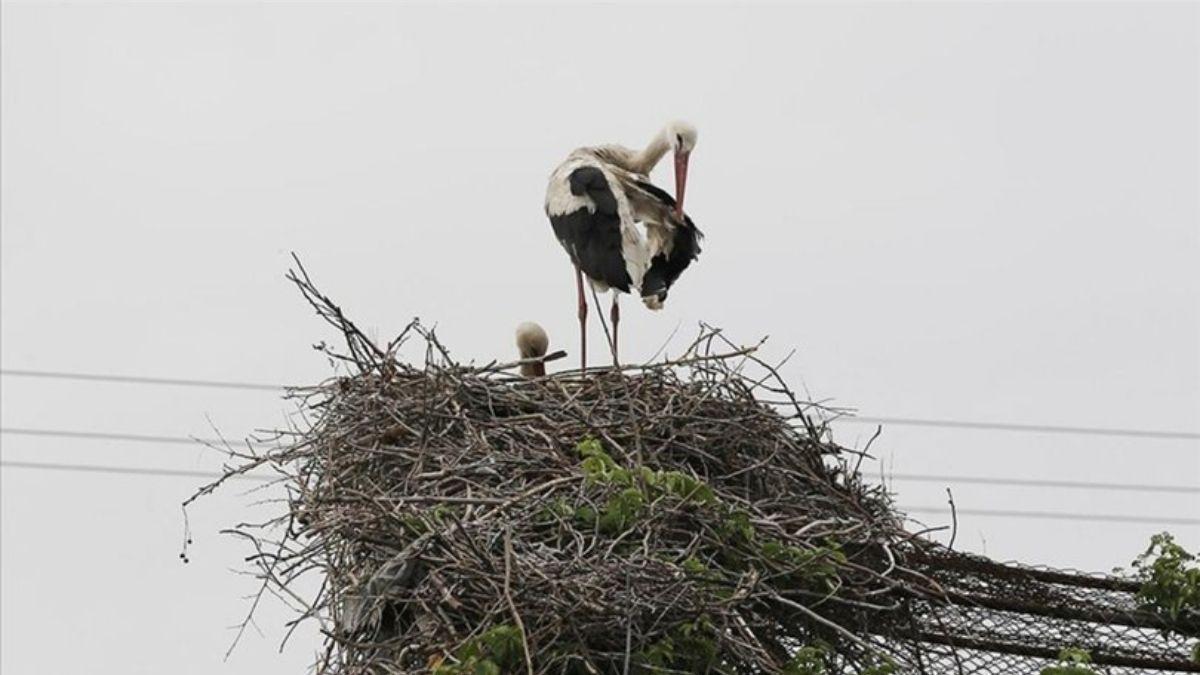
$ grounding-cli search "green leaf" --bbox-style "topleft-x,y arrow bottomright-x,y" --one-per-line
598,487 -> 645,534
1039,648 -> 1097,675
783,644 -> 828,674
1131,532 -> 1200,620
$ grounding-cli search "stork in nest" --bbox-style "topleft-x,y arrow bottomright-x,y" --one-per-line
545,121 -> 703,371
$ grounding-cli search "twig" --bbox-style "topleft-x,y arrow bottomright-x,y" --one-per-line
946,488 -> 958,551
505,527 -> 535,675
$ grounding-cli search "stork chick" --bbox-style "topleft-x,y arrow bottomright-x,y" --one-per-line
515,321 -> 550,377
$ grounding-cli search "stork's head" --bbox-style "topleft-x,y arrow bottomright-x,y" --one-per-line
515,321 -> 549,377
665,120 -> 697,218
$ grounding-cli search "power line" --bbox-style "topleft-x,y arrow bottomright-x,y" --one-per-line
0,427 -> 230,446
4,367 -> 1198,441
3,426 -> 1197,495
889,473 -> 1200,495
1,459 -> 1192,526
904,506 -> 1200,527
0,460 -> 270,482
0,368 -> 284,392
833,416 -> 1200,441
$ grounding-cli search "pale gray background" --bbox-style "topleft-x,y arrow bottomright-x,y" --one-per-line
2,2 -> 1197,673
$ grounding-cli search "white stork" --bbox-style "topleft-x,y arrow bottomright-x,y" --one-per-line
544,121 -> 702,370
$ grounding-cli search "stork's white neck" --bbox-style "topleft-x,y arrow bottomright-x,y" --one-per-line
629,129 -> 672,175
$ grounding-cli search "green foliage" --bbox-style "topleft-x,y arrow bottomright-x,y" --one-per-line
638,634 -> 676,670
1129,532 -> 1200,620
1039,648 -> 1098,675
682,555 -> 711,576
479,626 -> 524,669
572,427 -> 848,591
572,438 -> 716,536
576,438 -> 713,503
575,437 -> 605,458
598,487 -> 645,534
573,488 -> 644,535
677,615 -> 720,669
398,513 -> 430,536
859,656 -> 897,675
432,625 -> 524,675
682,555 -> 705,574
719,509 -> 756,544
537,498 -> 576,524
568,438 -> 861,670
783,643 -> 829,675
635,615 -> 719,673
647,469 -> 717,505
404,504 -> 462,536
578,438 -> 629,485
782,644 -> 894,675
761,539 -> 846,589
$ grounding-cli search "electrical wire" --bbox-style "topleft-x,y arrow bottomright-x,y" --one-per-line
904,506 -> 1200,527
3,459 -> 1194,526
835,415 -> 1199,441
5,367 -> 1197,440
0,459 -> 270,482
888,473 -> 1199,495
3,426 -> 1197,495
1,427 -> 230,446
0,368 -> 283,391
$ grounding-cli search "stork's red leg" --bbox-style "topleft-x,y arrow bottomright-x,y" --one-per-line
610,294 -> 620,367
575,265 -> 587,373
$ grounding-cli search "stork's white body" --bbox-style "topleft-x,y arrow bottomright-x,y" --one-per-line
544,148 -> 653,294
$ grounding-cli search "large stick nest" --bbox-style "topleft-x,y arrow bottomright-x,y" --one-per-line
189,261 -> 1200,675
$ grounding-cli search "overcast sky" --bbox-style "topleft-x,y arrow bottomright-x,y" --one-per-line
2,2 -> 1197,673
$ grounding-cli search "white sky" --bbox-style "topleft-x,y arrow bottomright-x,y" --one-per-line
2,2 -> 1197,673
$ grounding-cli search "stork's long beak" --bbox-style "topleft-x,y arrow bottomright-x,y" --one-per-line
673,151 -> 689,219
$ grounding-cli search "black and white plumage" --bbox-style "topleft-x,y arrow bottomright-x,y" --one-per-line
622,176 -> 703,310
544,121 -> 702,369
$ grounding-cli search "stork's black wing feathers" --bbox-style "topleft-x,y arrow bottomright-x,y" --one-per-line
641,226 -> 702,302
630,179 -> 703,303
631,179 -> 676,208
548,167 -> 632,293
570,166 -> 619,215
